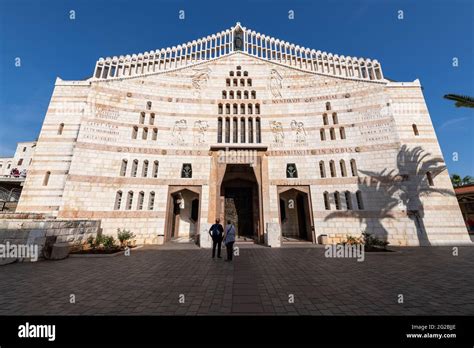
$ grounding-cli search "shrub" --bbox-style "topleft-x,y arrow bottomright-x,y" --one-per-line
103,235 -> 116,249
343,235 -> 363,245
117,229 -> 136,247
362,232 -> 389,250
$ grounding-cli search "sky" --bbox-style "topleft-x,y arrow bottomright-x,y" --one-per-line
0,0 -> 473,176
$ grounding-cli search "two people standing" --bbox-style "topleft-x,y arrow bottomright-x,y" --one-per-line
208,218 -> 236,261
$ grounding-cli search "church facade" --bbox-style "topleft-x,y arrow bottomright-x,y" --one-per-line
16,23 -> 470,247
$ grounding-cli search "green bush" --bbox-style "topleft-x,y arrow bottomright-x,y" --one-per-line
343,235 -> 363,245
103,235 -> 116,249
117,229 -> 136,247
362,232 -> 389,250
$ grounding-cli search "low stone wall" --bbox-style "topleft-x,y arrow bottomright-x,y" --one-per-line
0,217 -> 101,260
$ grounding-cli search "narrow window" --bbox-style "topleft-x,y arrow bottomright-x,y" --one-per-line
146,101 -> 152,110
345,191 -> 352,210
139,112 -> 145,124
126,191 -> 133,210
142,127 -> 148,140
148,192 -> 155,210
323,191 -> 330,210
240,117 -> 246,143
256,117 -> 261,143
17,159 -> 23,166
152,128 -> 158,141
142,160 -> 149,177
114,191 -> 122,210
226,78 -> 231,87
229,91 -> 234,99
225,104 -> 230,114
322,114 -> 328,125
233,78 -> 238,86
426,171 -> 434,186
131,159 -> 138,177
217,117 -> 223,143
356,190 -> 364,210
319,161 -> 326,178
137,191 -> 144,210
237,90 -> 241,99
251,91 -> 256,99
225,117 -> 230,142
350,159 -> 357,176
340,127 -> 346,139
244,91 -> 249,99
236,71 -> 241,77
244,71 -> 248,76
248,117 -> 254,143
247,78 -> 252,86
255,104 -> 260,114
240,78 -> 245,87
320,129 -> 326,141
332,112 -> 338,124
149,113 -> 155,125
412,124 -> 419,136
58,123 -> 64,135
334,191 -> 341,210
340,160 -> 347,177
120,159 -> 128,176
152,160 -> 159,178
43,171 -> 50,186
330,128 -> 336,140
132,126 -> 138,139
222,91 -> 227,99
240,103 -> 245,114
233,117 -> 238,143
233,104 -> 238,114
326,102 -> 331,111
218,103 -> 223,114
230,71 -> 234,76
329,160 -> 336,177
248,104 -> 253,115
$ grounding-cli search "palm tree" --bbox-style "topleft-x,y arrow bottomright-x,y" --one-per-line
443,94 -> 474,108
451,174 -> 462,187
462,175 -> 473,185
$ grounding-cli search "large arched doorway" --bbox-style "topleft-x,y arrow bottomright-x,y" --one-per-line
220,164 -> 260,240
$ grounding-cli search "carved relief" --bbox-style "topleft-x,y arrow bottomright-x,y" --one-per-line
191,67 -> 212,97
270,121 -> 285,144
290,120 -> 306,145
193,120 -> 209,144
172,119 -> 188,145
268,69 -> 283,99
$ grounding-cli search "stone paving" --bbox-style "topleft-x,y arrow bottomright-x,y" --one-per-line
0,244 -> 473,315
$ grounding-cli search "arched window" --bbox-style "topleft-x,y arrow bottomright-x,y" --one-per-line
334,191 -> 341,210
126,191 -> 133,210
225,104 -> 230,114
233,117 -> 238,143
18,159 -> 23,166
120,159 -> 128,176
340,160 -> 347,177
132,126 -> 138,139
356,190 -> 364,210
248,117 -> 254,143
256,117 -> 261,143
412,124 -> 419,136
225,117 -> 230,142
244,91 -> 249,99
340,127 -> 346,139
152,160 -> 159,178
149,113 -> 155,125
142,127 -> 148,140
244,71 -> 248,76
325,101 -> 331,111
247,78 -> 252,86
236,71 -> 241,77
237,90 -> 241,99
240,104 -> 245,114
58,123 -> 64,135
240,117 -> 246,142
148,192 -> 155,210
218,103 -> 223,114
139,112 -> 145,124
332,112 -> 338,124
142,160 -> 149,177
229,71 -> 234,76
240,78 -> 245,87
229,91 -> 234,99
233,78 -> 238,87
248,104 -> 253,115
323,191 -> 330,210
345,191 -> 352,210
255,104 -> 260,115
43,171 -> 50,186
330,128 -> 336,140
251,91 -> 256,99
226,78 -> 231,87
350,159 -> 357,176
146,101 -> 152,110
319,161 -> 326,178
322,114 -> 328,125
114,191 -> 122,210
137,191 -> 145,210
152,128 -> 158,141
426,171 -> 434,186
233,104 -> 238,114
131,159 -> 138,177
222,90 -> 227,99
217,117 -> 223,143
329,160 -> 336,177
320,129 -> 326,141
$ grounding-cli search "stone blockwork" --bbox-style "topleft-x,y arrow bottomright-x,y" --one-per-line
14,23 -> 471,247
0,215 -> 101,259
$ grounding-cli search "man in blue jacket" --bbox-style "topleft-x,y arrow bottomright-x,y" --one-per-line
208,218 -> 224,259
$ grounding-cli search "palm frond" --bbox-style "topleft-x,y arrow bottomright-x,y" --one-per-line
443,94 -> 474,108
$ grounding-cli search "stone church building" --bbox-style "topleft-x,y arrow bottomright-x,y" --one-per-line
16,23 -> 470,247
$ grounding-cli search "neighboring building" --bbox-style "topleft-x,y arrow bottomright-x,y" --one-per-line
0,141 -> 36,177
15,23 -> 471,246
454,184 -> 474,234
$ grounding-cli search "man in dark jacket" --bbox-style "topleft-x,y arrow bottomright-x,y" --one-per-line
209,218 -> 224,259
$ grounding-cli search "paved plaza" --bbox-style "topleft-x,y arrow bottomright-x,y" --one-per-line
0,244 -> 473,315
